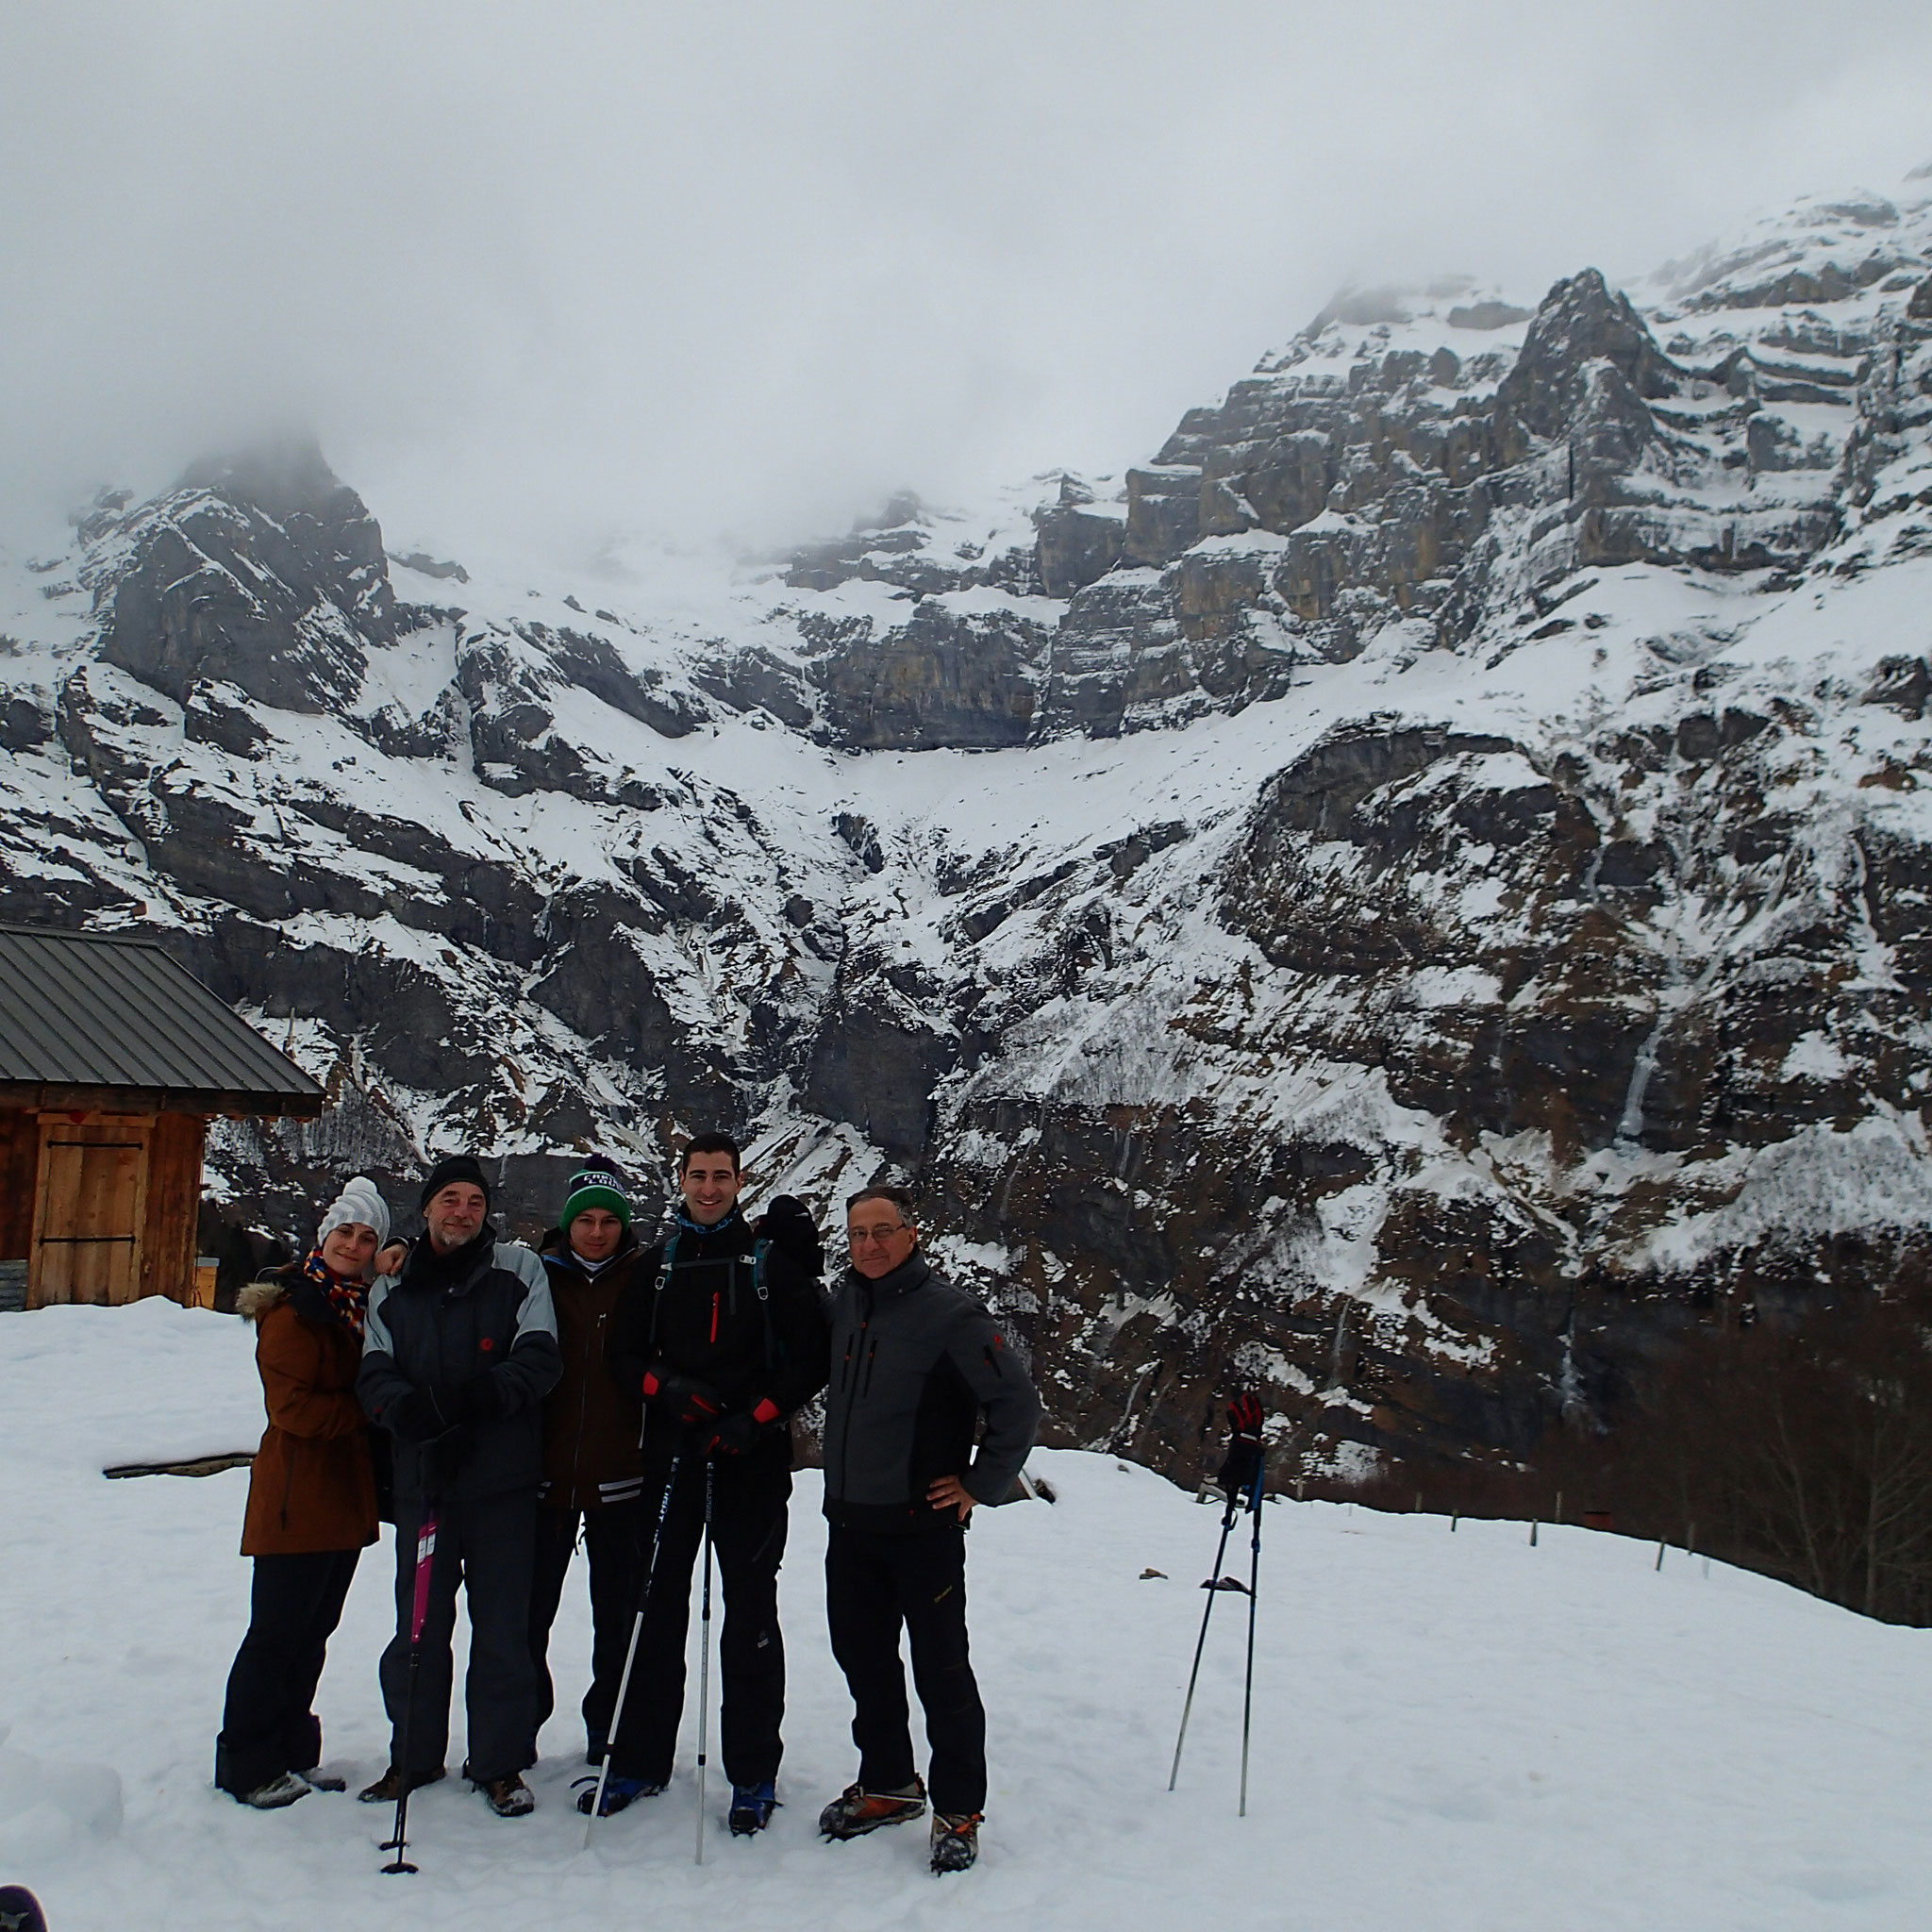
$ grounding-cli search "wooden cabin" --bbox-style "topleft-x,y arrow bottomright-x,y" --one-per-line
0,925 -> 323,1313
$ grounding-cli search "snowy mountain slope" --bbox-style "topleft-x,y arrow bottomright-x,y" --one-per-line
2,1301 -> 1928,1932
2,181 -> 1931,1496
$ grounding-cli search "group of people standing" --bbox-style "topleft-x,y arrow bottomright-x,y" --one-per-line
211,1134 -> 1041,1875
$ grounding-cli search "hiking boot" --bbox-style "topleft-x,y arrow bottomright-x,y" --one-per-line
476,1772 -> 534,1817
930,1809 -> 982,1874
574,1773 -> 665,1816
818,1777 -> 927,1840
235,1771 -> 310,1809
357,1764 -> 446,1804
729,1780 -> 778,1835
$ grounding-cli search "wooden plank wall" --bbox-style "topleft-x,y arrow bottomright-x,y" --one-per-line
4,1107 -> 209,1307
0,1110 -> 35,1260
143,1112 -> 208,1305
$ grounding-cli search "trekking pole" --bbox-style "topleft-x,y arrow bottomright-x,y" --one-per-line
1238,1461 -> 1264,1818
1167,1490 -> 1239,1792
381,1505 -> 440,1874
583,1445 -> 686,1847
693,1458 -> 716,1865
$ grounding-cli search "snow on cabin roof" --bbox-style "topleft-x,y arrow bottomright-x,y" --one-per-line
0,925 -> 324,1114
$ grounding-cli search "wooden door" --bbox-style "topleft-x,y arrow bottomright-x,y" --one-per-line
29,1118 -> 151,1307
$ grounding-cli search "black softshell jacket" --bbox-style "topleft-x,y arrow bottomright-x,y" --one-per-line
358,1225 -> 562,1503
821,1253 -> 1040,1532
608,1210 -> 830,1458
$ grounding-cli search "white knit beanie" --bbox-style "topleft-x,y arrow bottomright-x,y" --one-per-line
318,1174 -> 391,1247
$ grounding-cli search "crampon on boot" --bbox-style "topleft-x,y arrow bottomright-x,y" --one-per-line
574,1773 -> 664,1816
818,1775 -> 927,1840
929,1809 -> 982,1874
729,1780 -> 778,1835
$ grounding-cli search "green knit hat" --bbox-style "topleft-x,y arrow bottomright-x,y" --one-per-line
561,1163 -> 631,1231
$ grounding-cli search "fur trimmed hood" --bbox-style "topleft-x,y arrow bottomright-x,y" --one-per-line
237,1277 -> 288,1323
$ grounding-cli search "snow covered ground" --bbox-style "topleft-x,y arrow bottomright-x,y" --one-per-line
2,1301 -> 1928,1930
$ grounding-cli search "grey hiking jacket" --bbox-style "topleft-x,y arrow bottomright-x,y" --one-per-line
358,1227 -> 561,1504
821,1253 -> 1040,1533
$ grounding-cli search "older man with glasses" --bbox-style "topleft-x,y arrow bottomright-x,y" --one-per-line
815,1186 -> 1040,1874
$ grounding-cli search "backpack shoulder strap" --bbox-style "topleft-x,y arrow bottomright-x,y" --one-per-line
647,1232 -> 679,1351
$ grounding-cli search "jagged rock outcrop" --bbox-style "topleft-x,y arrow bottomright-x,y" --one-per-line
94,441 -> 408,714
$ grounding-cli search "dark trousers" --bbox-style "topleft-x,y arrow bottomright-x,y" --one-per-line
379,1491 -> 538,1785
623,1446 -> 791,1789
825,1524 -> 987,1816
215,1548 -> 361,1795
527,1502 -> 643,1754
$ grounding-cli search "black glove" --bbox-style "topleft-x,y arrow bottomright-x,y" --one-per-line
388,1387 -> 454,1443
701,1410 -> 761,1458
420,1424 -> 474,1500
1215,1392 -> 1265,1507
640,1363 -> 724,1428
452,1373 -> 509,1424
757,1195 -> 824,1279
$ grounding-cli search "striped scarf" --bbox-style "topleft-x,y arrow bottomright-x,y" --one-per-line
303,1247 -> 370,1337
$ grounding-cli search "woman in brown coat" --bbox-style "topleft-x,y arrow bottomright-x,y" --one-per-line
214,1176 -> 393,1807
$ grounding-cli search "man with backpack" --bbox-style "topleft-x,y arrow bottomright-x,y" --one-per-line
603,1133 -> 829,1833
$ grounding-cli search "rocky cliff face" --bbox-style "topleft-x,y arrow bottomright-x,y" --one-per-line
4,183 -> 1931,1492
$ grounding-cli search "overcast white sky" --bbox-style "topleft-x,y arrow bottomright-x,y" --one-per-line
3,1 -> 1930,569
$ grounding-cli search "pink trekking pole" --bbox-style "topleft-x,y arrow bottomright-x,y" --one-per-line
381,1507 -> 440,1874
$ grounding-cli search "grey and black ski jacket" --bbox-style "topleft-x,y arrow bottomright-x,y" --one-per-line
358,1225 -> 561,1504
821,1253 -> 1039,1533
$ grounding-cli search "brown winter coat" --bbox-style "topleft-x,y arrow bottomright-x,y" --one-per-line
239,1269 -> 380,1556
539,1230 -> 647,1514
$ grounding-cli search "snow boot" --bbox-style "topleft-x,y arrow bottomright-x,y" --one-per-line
357,1764 -> 445,1804
235,1771 -> 310,1810
929,1810 -> 982,1874
300,1770 -> 347,1792
729,1780 -> 778,1835
818,1776 -> 927,1840
574,1773 -> 665,1816
0,1886 -> 48,1932
475,1772 -> 534,1818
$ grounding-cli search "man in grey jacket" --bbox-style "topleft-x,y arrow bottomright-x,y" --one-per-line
817,1186 -> 1040,1874
357,1155 -> 561,1818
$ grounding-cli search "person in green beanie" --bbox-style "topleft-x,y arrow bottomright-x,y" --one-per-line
526,1162 -> 651,1774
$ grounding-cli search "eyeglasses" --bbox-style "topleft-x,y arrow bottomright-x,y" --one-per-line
847,1224 -> 910,1247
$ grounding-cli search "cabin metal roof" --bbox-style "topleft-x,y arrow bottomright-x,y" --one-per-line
0,925 -> 325,1115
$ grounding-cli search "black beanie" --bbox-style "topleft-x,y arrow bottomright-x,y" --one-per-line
420,1153 -> 491,1212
